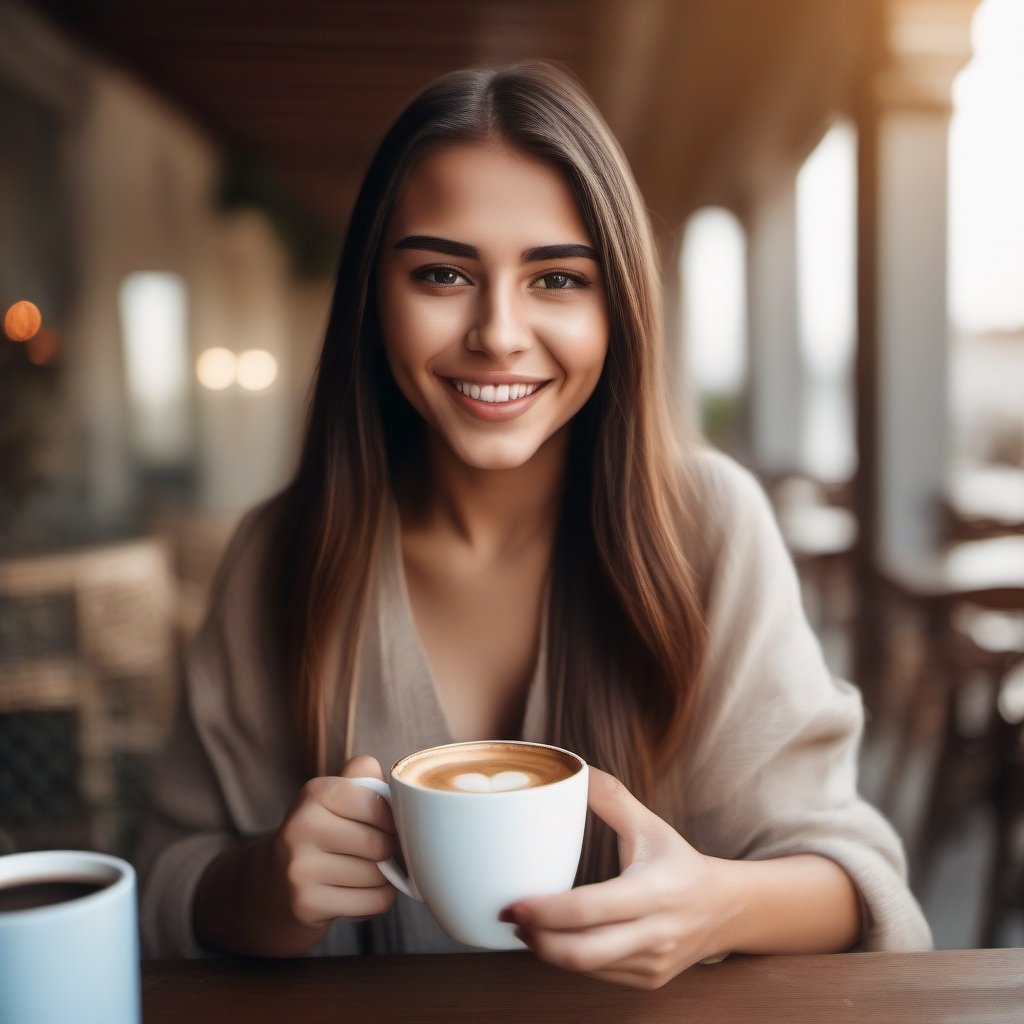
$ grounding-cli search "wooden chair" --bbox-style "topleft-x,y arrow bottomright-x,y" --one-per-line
979,657 -> 1024,947
878,533 -> 1024,880
765,471 -> 858,633
0,537 -> 178,853
153,510 -> 239,642
887,583 -> 1024,894
942,465 -> 1024,543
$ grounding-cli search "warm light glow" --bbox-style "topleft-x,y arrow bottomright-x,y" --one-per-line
25,328 -> 58,365
118,272 -> 192,465
949,0 -> 1024,333
197,348 -> 237,391
681,208 -> 747,394
236,349 -> 278,392
4,300 -> 42,342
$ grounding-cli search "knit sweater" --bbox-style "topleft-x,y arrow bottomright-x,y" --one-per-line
134,448 -> 932,958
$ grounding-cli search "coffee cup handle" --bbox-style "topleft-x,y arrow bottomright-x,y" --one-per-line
346,777 -> 424,902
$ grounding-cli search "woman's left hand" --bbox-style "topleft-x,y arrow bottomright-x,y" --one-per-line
498,767 -> 740,990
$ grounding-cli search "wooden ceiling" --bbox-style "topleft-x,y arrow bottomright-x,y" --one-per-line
26,0 -> 875,243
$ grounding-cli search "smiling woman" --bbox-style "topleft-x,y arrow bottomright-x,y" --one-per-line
376,142 -> 608,469
134,60 -> 931,987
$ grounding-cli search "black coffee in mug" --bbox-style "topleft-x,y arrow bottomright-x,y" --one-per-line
0,850 -> 139,1023
0,875 -> 112,913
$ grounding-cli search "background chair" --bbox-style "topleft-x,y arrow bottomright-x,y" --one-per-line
0,537 -> 178,854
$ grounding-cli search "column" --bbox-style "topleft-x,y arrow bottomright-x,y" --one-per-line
852,0 -> 978,702
871,0 -> 979,567
744,173 -> 804,475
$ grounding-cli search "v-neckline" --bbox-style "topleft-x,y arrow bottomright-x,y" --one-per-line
385,498 -> 549,744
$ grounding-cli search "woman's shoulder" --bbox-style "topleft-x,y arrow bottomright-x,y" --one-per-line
679,444 -> 778,552
205,491 -> 288,614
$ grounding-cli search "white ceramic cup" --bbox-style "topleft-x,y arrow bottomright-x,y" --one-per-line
0,849 -> 140,1024
350,739 -> 589,950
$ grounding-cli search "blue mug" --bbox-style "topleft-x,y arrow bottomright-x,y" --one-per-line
0,850 -> 140,1024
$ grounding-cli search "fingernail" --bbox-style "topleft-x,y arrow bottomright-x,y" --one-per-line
514,926 -> 532,946
500,904 -> 532,926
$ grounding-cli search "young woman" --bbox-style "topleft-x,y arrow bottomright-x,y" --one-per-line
135,60 -> 931,988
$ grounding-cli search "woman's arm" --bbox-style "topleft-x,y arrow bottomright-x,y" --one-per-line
711,852 -> 862,955
501,767 -> 864,989
194,834 -> 330,957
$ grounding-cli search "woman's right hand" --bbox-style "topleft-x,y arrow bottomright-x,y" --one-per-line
193,755 -> 398,957
270,754 -> 399,931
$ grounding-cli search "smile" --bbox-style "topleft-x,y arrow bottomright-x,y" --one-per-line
441,376 -> 551,421
448,379 -> 542,403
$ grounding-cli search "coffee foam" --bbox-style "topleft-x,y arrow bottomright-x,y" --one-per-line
395,742 -> 578,793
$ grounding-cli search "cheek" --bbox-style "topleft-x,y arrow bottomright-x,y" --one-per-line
380,288 -> 466,369
542,305 -> 609,382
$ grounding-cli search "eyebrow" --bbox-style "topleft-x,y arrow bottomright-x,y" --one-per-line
394,235 -> 599,264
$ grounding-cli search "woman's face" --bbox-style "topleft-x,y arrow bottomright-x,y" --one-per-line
376,142 -> 609,472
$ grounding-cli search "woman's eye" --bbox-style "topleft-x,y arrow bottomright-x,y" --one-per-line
415,267 -> 469,286
535,272 -> 585,290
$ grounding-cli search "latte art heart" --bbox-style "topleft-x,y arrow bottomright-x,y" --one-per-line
395,741 -> 578,793
452,771 -> 532,793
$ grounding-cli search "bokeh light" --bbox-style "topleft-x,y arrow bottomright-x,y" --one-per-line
236,349 -> 278,392
25,328 -> 58,366
196,348 -> 237,390
4,300 -> 42,342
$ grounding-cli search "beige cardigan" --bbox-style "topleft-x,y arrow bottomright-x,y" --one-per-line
134,449 -> 932,958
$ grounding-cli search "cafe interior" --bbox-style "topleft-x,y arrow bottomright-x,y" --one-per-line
1,0 -> 1022,954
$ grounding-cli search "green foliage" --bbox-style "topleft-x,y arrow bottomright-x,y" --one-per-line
700,390 -> 742,443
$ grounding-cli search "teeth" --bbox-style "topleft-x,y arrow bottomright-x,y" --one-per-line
451,380 -> 540,403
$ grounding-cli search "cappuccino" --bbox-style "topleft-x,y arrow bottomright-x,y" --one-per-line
350,739 -> 588,948
395,741 -> 578,793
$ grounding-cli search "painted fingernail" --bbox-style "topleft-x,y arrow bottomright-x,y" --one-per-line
514,926 -> 532,946
498,907 -> 517,924
505,905 -> 536,929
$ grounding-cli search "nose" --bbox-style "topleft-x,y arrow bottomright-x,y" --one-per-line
466,279 -> 532,359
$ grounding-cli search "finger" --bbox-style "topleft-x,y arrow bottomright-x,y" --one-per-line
307,849 -> 393,888
517,912 -> 679,975
585,767 -> 665,864
304,802 -> 395,862
306,882 -> 396,925
505,872 -> 658,931
340,755 -> 395,832
340,755 -> 385,781
305,775 -> 396,835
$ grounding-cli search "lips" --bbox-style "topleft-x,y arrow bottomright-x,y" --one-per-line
441,375 -> 551,421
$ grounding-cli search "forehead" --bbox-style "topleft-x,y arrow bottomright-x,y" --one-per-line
386,142 -> 592,247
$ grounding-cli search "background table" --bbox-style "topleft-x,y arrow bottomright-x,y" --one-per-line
142,949 -> 1024,1023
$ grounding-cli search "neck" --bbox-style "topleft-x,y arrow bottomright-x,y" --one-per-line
404,428 -> 570,559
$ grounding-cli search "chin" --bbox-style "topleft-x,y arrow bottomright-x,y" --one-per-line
447,435 -> 545,472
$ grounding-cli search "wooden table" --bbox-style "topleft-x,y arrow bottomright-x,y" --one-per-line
947,466 -> 1024,533
880,537 -> 1024,895
886,536 -> 1024,598
142,950 -> 1024,1023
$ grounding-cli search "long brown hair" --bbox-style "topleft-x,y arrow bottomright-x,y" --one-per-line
271,60 -> 707,885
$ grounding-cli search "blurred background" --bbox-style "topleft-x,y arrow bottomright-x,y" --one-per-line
1,0 -> 1022,948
